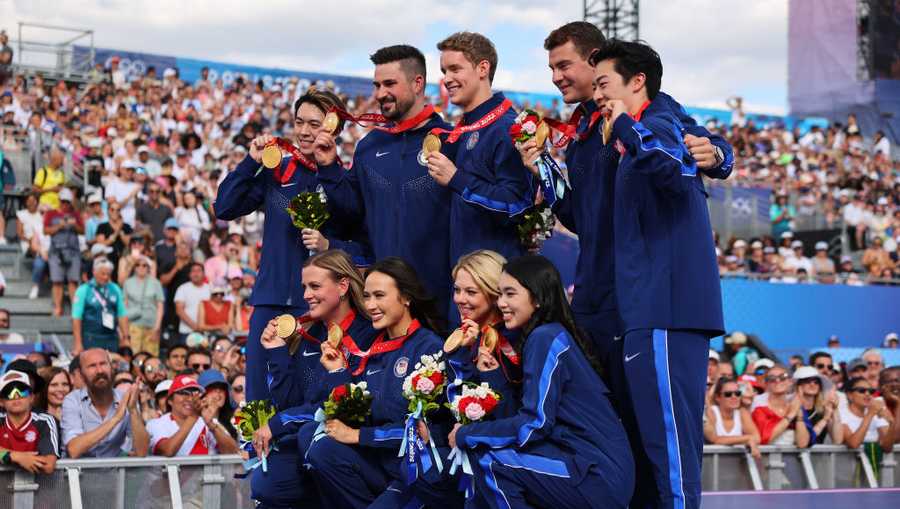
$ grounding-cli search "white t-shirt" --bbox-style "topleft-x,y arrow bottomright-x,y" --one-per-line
16,209 -> 48,252
174,282 -> 210,334
841,406 -> 889,443
105,178 -> 140,226
147,413 -> 217,456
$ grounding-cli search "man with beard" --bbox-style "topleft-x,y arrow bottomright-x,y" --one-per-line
313,45 -> 454,319
61,348 -> 149,458
216,89 -> 368,402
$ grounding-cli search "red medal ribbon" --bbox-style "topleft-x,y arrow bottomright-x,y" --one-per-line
269,138 -> 317,184
294,314 -> 325,345
352,319 -> 422,376
329,104 -> 436,134
429,99 -> 513,144
542,106 -> 603,147
632,101 -> 651,122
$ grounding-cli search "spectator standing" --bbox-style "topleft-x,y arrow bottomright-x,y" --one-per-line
136,181 -> 173,242
123,256 -> 165,356
146,375 -> 238,456
33,149 -> 66,211
106,164 -> 141,227
72,257 -> 129,354
704,377 -> 761,457
770,194 -> 796,238
174,263 -> 210,342
197,285 -> 232,337
751,365 -> 810,446
61,348 -> 149,458
0,371 -> 58,474
793,366 -> 843,445
44,188 -> 83,316
83,193 -> 107,244
174,191 -> 210,246
16,193 -> 48,300
94,201 -> 133,271
0,145 -> 15,243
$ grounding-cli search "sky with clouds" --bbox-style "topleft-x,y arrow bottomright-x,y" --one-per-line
1,0 -> 788,113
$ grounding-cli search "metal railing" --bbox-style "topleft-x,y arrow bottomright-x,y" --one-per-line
719,271 -> 900,286
10,22 -> 95,81
0,447 -> 895,508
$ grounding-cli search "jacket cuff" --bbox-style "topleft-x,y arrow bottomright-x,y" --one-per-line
358,426 -> 375,447
268,413 -> 287,438
235,154 -> 263,175
611,114 -> 637,151
318,161 -> 344,181
447,167 -> 472,195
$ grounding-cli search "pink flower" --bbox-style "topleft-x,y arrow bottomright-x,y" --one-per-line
522,121 -> 537,135
415,376 -> 436,394
463,401 -> 486,421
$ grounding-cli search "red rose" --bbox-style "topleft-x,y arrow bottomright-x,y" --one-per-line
331,384 -> 349,402
480,394 -> 498,414
427,371 -> 444,387
509,123 -> 522,140
458,396 -> 477,413
525,114 -> 539,125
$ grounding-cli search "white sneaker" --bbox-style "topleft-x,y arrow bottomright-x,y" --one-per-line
28,285 -> 39,299
0,237 -> 7,245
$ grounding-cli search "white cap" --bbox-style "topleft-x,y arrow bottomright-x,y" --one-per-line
733,239 -> 747,248
751,240 -> 763,249
58,188 -> 74,202
90,243 -> 113,256
154,379 -> 173,395
791,240 -> 803,248
87,194 -> 102,205
709,349 -> 720,362
0,370 -> 32,393
754,358 -> 775,370
815,241 -> 828,250
781,231 -> 794,239
163,68 -> 177,78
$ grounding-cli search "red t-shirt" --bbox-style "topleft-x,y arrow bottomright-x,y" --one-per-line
0,412 -> 58,455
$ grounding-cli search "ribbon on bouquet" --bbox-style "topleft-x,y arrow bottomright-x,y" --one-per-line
447,446 -> 475,500
311,407 -> 327,444
397,400 -> 444,484
533,150 -> 568,207
235,439 -> 273,478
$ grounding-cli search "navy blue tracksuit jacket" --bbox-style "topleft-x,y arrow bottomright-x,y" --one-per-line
445,92 -> 534,265
317,112 -> 455,314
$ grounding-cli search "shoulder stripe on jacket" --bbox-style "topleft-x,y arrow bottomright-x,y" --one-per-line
517,332 -> 570,446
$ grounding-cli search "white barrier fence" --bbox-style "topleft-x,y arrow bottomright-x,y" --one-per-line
0,447 -> 896,508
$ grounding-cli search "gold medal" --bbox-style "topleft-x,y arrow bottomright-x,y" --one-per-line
443,328 -> 465,353
422,133 -> 441,155
275,314 -> 298,340
602,119 -> 613,145
481,327 -> 499,352
534,121 -> 550,147
261,145 -> 282,169
323,112 -> 340,134
326,322 -> 344,348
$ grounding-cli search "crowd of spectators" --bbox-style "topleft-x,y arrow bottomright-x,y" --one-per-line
713,104 -> 899,285
705,331 -> 899,474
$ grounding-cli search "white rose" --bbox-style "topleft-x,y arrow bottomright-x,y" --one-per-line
464,402 -> 486,421
415,377 -> 436,394
522,121 -> 537,135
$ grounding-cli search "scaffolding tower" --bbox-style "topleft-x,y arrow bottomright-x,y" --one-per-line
583,0 -> 640,40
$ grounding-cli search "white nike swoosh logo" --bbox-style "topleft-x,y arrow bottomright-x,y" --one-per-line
302,350 -> 320,357
624,352 -> 641,362
613,336 -> 622,342
366,369 -> 382,375
281,182 -> 297,187
376,151 -> 389,158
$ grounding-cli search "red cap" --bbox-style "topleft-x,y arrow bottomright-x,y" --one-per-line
168,374 -> 204,397
738,374 -> 763,390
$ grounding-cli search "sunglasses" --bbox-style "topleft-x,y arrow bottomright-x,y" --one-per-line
851,387 -> 877,395
765,373 -> 790,383
191,363 -> 211,370
175,388 -> 202,397
815,363 -> 834,371
1,387 -> 31,400
213,344 -> 231,353
144,365 -> 163,373
231,385 -> 244,393
721,390 -> 742,398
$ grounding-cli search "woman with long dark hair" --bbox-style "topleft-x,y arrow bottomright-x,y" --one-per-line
448,255 -> 634,509
251,249 -> 378,509
301,257 -> 459,508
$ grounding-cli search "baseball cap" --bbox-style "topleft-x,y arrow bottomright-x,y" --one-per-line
733,239 -> 747,248
847,358 -> 867,373
168,374 -> 204,397
227,267 -> 243,280
725,331 -> 748,345
87,194 -> 102,205
198,369 -> 228,391
751,240 -> 763,249
154,379 -> 173,396
781,231 -> 794,239
815,241 -> 828,251
58,188 -> 74,202
885,332 -> 899,345
763,246 -> 776,254
0,370 -> 32,394
4,359 -> 44,392
754,358 -> 775,370
840,255 -> 853,264
90,243 -> 113,256
738,374 -> 764,392
137,146 -> 150,154
791,240 -> 803,248
709,349 -> 720,362
211,285 -> 227,295
164,218 -> 180,230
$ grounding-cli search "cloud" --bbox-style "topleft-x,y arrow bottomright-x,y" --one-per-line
1,0 -> 788,113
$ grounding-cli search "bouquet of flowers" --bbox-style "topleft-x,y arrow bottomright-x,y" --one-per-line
509,109 -> 544,144
399,353 -> 447,484
446,382 -> 502,499
285,187 -> 329,254
446,382 -> 501,425
232,399 -> 276,474
323,381 -> 373,427
516,199 -> 555,252
402,353 -> 447,414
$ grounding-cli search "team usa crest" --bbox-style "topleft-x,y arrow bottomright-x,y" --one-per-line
393,356 -> 409,378
466,131 -> 479,150
417,150 -> 428,167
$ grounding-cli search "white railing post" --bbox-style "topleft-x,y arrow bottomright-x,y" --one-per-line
744,450 -> 764,491
799,450 -> 819,489
66,467 -> 83,509
880,451 -> 896,488
10,469 -> 38,509
765,450 -> 786,490
167,464 -> 184,509
202,463 -> 225,508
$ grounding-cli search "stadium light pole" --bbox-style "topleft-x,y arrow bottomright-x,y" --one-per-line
584,0 -> 640,41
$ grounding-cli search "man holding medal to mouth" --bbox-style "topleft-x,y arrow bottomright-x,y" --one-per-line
425,32 -> 534,272
312,45 -> 456,319
215,89 -> 370,403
